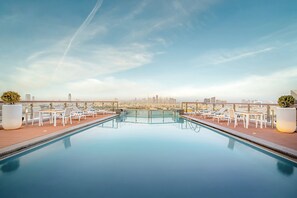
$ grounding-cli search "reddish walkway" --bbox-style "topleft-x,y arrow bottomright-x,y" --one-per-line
186,115 -> 297,151
0,114 -> 112,149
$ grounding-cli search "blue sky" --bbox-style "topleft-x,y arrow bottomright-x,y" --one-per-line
0,0 -> 297,102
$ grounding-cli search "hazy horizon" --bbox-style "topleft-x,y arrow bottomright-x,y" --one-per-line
1,0 -> 297,102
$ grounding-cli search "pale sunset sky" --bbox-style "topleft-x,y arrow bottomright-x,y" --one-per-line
0,0 -> 297,101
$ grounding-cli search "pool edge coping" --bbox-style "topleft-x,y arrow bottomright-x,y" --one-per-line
182,115 -> 297,162
0,114 -> 118,160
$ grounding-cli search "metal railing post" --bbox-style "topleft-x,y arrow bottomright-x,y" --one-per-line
30,103 -> 33,119
135,110 -> 137,122
271,109 -> 275,128
267,105 -> 271,122
24,107 -> 28,125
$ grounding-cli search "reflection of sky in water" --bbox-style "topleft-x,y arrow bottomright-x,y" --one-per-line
124,117 -> 176,124
0,117 -> 296,198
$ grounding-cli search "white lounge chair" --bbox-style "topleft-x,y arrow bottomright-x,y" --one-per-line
84,107 -> 97,117
26,107 -> 51,125
57,107 -> 73,126
96,109 -> 115,115
226,109 -> 246,128
202,107 -> 228,119
255,113 -> 267,128
187,109 -> 203,116
71,106 -> 87,121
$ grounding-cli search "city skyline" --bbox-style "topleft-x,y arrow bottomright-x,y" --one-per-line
21,92 -> 280,105
1,0 -> 297,101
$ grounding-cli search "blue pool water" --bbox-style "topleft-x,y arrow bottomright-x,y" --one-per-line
0,114 -> 296,198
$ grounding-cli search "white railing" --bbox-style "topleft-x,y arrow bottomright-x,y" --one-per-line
0,100 -> 118,122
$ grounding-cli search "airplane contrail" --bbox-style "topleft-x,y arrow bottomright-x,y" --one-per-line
54,0 -> 103,77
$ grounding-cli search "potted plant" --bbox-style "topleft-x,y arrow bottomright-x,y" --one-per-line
276,95 -> 296,133
1,91 -> 22,130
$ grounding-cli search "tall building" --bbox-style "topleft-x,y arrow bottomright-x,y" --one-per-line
68,93 -> 72,101
32,96 -> 35,101
25,94 -> 31,101
169,98 -> 177,104
210,97 -> 216,103
204,98 -> 210,103
156,95 -> 159,104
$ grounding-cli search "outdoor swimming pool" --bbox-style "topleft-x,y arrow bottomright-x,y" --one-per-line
0,114 -> 296,198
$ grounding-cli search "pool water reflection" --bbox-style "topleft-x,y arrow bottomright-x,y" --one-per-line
0,115 -> 296,198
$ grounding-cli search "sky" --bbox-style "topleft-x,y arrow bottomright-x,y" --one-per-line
0,0 -> 297,102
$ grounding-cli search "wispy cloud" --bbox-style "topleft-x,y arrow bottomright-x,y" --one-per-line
190,21 -> 297,68
212,47 -> 275,64
159,66 -> 297,101
117,0 -> 219,41
65,77 -> 157,100
12,65 -> 297,101
55,0 -> 104,74
11,43 -> 154,91
123,0 -> 149,20
193,45 -> 277,67
258,23 -> 297,43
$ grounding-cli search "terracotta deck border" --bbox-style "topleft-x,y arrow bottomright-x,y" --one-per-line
0,114 -> 118,160
182,115 -> 297,163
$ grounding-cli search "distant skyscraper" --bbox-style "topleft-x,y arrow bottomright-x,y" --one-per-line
210,97 -> 216,103
156,95 -> 159,104
32,96 -> 35,101
204,98 -> 210,103
68,93 -> 72,101
169,98 -> 176,104
25,94 -> 31,101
